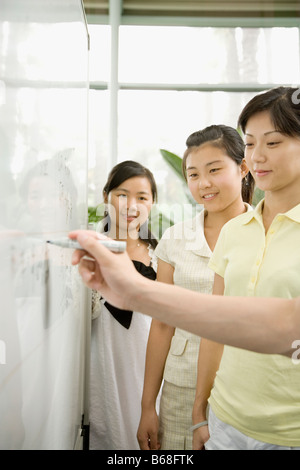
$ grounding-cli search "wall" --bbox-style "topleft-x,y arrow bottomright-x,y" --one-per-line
0,0 -> 90,449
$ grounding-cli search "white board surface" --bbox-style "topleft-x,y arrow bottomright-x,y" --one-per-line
0,0 -> 90,450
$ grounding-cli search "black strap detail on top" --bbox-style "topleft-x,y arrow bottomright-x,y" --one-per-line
104,260 -> 156,329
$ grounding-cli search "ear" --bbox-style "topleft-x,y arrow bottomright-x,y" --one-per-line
240,159 -> 249,179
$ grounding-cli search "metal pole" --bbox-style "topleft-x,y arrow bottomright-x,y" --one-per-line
108,0 -> 121,168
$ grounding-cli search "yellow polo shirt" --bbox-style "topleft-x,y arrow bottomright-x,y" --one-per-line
208,200 -> 300,446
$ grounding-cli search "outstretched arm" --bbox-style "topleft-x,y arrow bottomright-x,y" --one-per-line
70,230 -> 300,358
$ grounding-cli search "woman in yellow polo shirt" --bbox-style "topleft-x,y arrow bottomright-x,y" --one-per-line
193,87 -> 300,450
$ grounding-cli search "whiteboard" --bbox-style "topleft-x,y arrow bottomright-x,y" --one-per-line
0,0 -> 90,449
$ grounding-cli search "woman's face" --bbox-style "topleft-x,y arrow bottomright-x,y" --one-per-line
27,175 -> 73,233
105,176 -> 154,238
244,110 -> 300,198
185,143 -> 247,212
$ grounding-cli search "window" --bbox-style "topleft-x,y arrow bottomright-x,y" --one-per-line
88,23 -> 300,230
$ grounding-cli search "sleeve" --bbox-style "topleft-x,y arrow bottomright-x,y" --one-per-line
147,245 -> 158,273
154,226 -> 175,266
208,224 -> 228,278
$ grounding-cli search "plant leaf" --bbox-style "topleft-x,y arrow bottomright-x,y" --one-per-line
160,149 -> 185,181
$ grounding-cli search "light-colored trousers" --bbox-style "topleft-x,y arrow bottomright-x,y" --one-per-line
205,407 -> 300,451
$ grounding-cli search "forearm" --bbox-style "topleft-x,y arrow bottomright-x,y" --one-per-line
141,258 -> 175,409
193,339 -> 224,423
130,278 -> 298,356
141,319 -> 175,409
70,231 -> 299,357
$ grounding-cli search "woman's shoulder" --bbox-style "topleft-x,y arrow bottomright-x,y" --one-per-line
220,203 -> 255,233
160,210 -> 205,240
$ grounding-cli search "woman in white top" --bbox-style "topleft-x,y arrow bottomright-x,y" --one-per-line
137,125 -> 255,450
90,160 -> 158,450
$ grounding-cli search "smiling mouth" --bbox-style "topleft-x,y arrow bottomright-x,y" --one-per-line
202,193 -> 217,200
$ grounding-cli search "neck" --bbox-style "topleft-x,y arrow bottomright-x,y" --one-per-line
262,190 -> 300,232
264,189 -> 300,215
204,199 -> 247,252
205,199 -> 246,229
126,236 -> 142,248
106,226 -> 139,241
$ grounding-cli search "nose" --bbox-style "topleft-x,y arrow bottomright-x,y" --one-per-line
127,197 -> 138,213
39,196 -> 53,210
197,175 -> 212,189
247,143 -> 266,164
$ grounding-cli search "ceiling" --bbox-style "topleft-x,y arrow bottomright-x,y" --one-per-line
82,0 -> 300,19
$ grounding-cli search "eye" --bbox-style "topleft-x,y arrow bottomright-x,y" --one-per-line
245,143 -> 254,148
187,173 -> 197,179
267,141 -> 281,147
209,168 -> 220,173
117,193 -> 127,198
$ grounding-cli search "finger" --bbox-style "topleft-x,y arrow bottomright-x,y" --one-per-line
78,258 -> 97,272
77,257 -> 102,287
78,263 -> 104,290
71,248 -> 88,265
69,229 -> 100,240
149,433 -> 159,450
69,230 -> 109,242
138,437 -> 150,450
70,231 -> 104,265
78,265 -> 94,285
75,232 -> 117,264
